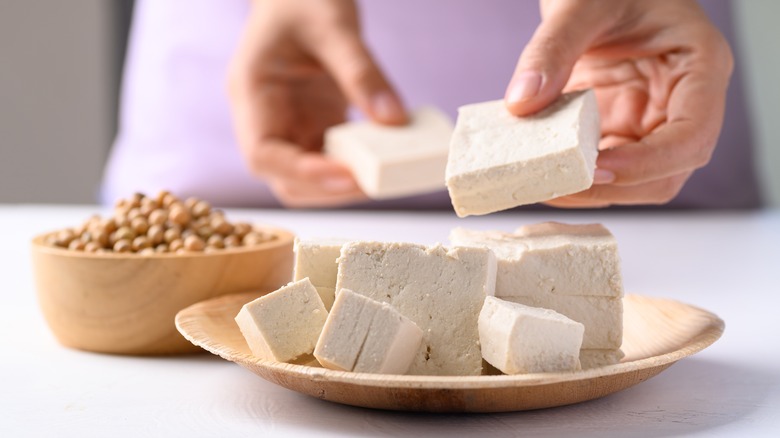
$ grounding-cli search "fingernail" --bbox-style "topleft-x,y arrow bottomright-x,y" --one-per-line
593,168 -> 616,184
371,92 -> 406,124
506,71 -> 543,103
321,176 -> 357,192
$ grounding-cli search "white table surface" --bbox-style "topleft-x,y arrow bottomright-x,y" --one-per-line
2,204 -> 778,437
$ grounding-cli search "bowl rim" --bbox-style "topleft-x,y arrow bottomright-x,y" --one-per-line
30,224 -> 295,259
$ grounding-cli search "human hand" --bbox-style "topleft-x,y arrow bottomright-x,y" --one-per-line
228,0 -> 406,207
505,0 -> 733,207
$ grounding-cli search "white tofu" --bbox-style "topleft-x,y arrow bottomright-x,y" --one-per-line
450,222 -> 623,297
445,89 -> 600,217
293,237 -> 352,310
324,107 -> 453,199
314,289 -> 423,374
504,295 -> 622,349
336,241 -> 496,376
479,296 -> 584,374
579,349 -> 624,369
234,278 -> 327,362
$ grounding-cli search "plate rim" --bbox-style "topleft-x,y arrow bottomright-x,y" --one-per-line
175,292 -> 725,390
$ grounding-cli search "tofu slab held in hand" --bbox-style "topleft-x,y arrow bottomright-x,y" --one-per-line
325,107 -> 453,199
446,89 -> 600,216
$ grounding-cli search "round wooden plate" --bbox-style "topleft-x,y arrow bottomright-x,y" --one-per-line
175,292 -> 724,412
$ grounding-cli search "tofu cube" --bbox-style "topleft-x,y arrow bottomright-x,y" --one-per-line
336,241 -> 496,376
505,295 -> 622,349
293,237 -> 352,310
479,296 -> 584,374
314,289 -> 423,374
324,107 -> 453,199
450,222 -> 623,297
445,89 -> 600,217
234,278 -> 327,362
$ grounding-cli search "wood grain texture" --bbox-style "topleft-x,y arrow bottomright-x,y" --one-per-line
175,292 -> 724,412
32,226 -> 295,355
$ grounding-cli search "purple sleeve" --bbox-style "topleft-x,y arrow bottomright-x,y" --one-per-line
101,0 -> 761,209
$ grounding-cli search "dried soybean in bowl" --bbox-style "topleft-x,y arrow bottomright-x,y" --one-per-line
45,191 -> 277,254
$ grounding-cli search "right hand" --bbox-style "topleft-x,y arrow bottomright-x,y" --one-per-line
228,0 -> 407,207
503,0 -> 733,208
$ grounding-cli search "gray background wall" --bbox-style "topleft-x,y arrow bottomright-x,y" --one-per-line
735,0 -> 780,207
1,1 -> 115,204
1,1 -> 778,207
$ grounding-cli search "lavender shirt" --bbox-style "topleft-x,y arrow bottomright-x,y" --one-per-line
101,0 -> 762,209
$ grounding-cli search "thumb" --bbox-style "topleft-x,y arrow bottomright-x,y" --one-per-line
314,29 -> 408,125
505,1 -> 613,116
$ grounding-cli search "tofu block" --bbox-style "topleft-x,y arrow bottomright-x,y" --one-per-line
579,349 -> 625,369
336,241 -> 496,376
234,278 -> 327,362
504,295 -> 622,349
450,222 -> 623,297
445,89 -> 600,217
324,107 -> 453,199
479,296 -> 584,374
314,289 -> 423,374
293,237 -> 352,310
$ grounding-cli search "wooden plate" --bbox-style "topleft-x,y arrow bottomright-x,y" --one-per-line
175,292 -> 723,412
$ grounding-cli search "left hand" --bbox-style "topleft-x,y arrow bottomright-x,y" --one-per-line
504,0 -> 734,207
227,0 -> 407,208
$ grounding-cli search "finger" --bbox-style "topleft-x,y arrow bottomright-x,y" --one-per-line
546,171 -> 692,207
312,29 -> 407,125
270,154 -> 367,208
272,183 -> 367,208
597,72 -> 727,187
505,0 -> 619,116
244,139 -> 358,188
262,147 -> 367,207
599,134 -> 638,151
295,152 -> 361,190
542,198 -> 610,209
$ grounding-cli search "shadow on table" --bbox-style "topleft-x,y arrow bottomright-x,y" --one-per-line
234,357 -> 775,437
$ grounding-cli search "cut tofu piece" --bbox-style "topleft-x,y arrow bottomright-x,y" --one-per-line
234,278 -> 327,362
293,237 -> 352,310
479,296 -> 584,374
445,89 -> 600,217
336,241 -> 496,376
324,107 -> 453,199
504,295 -> 622,349
450,222 -> 623,297
314,289 -> 423,374
579,348 -> 624,369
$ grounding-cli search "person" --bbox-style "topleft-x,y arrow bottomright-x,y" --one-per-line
101,0 -> 763,210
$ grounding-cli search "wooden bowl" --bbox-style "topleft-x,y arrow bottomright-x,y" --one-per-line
176,292 -> 724,412
31,226 -> 294,355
